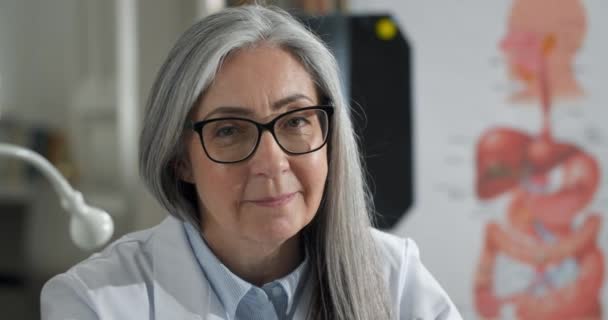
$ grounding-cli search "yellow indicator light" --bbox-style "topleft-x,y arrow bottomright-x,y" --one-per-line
376,17 -> 397,41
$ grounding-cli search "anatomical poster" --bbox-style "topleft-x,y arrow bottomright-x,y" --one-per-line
473,1 -> 605,319
352,0 -> 608,319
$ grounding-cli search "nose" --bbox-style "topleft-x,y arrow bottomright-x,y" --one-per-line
248,131 -> 290,178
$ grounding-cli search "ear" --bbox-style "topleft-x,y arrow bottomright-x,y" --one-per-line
175,157 -> 195,184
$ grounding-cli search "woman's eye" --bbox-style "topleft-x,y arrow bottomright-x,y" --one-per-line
286,117 -> 309,128
215,126 -> 237,137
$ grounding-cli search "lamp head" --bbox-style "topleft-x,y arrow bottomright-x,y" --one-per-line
65,191 -> 114,250
69,204 -> 114,251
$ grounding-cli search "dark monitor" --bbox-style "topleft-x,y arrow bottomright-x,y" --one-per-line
301,14 -> 414,229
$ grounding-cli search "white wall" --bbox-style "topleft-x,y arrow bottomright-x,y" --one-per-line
0,0 -> 81,127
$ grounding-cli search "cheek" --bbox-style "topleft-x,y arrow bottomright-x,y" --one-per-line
295,148 -> 328,199
189,149 -> 246,210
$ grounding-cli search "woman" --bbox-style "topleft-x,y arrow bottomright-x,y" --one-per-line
41,5 -> 461,320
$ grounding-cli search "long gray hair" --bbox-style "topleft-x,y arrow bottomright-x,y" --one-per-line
139,5 -> 391,319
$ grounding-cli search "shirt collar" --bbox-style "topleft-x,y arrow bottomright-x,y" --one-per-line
184,222 -> 308,319
267,250 -> 308,315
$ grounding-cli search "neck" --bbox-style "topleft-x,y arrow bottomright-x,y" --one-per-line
201,223 -> 303,286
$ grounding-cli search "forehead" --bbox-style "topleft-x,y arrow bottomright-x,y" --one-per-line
194,45 -> 319,120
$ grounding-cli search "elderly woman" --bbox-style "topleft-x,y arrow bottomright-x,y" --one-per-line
41,5 -> 461,320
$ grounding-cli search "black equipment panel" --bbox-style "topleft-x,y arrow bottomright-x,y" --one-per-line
302,15 -> 414,229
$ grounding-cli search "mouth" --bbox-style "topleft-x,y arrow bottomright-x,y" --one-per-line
246,192 -> 298,208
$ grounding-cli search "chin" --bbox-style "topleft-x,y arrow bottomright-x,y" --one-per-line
240,213 -> 305,246
240,196 -> 314,244
260,218 -> 303,242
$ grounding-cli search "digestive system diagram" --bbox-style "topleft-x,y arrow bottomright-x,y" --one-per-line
473,1 -> 604,319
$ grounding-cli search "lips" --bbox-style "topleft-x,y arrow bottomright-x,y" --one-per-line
246,192 -> 297,208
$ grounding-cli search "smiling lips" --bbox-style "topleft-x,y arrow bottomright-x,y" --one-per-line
247,192 -> 297,208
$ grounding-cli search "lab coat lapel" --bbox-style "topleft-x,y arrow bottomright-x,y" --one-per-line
150,216 -> 226,319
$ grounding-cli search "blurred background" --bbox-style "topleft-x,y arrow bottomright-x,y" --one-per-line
0,1 -> 368,318
1,0 -> 607,319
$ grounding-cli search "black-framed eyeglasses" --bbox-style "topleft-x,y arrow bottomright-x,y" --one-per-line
189,106 -> 334,164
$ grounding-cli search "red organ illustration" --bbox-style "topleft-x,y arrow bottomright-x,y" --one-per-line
473,1 -> 603,319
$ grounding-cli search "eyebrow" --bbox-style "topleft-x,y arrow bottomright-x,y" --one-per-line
202,94 -> 315,120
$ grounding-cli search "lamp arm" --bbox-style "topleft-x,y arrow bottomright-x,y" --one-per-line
0,142 -> 114,250
0,143 -> 76,208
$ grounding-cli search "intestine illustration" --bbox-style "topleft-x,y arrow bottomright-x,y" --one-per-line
473,1 -> 604,319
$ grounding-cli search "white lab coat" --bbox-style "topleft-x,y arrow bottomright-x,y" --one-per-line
41,215 -> 462,319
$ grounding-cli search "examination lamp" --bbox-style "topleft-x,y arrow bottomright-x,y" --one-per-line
0,143 -> 114,250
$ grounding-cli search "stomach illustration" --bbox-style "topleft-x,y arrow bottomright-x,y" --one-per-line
473,128 -> 603,319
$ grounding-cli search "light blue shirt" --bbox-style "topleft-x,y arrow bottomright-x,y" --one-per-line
184,223 -> 309,320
